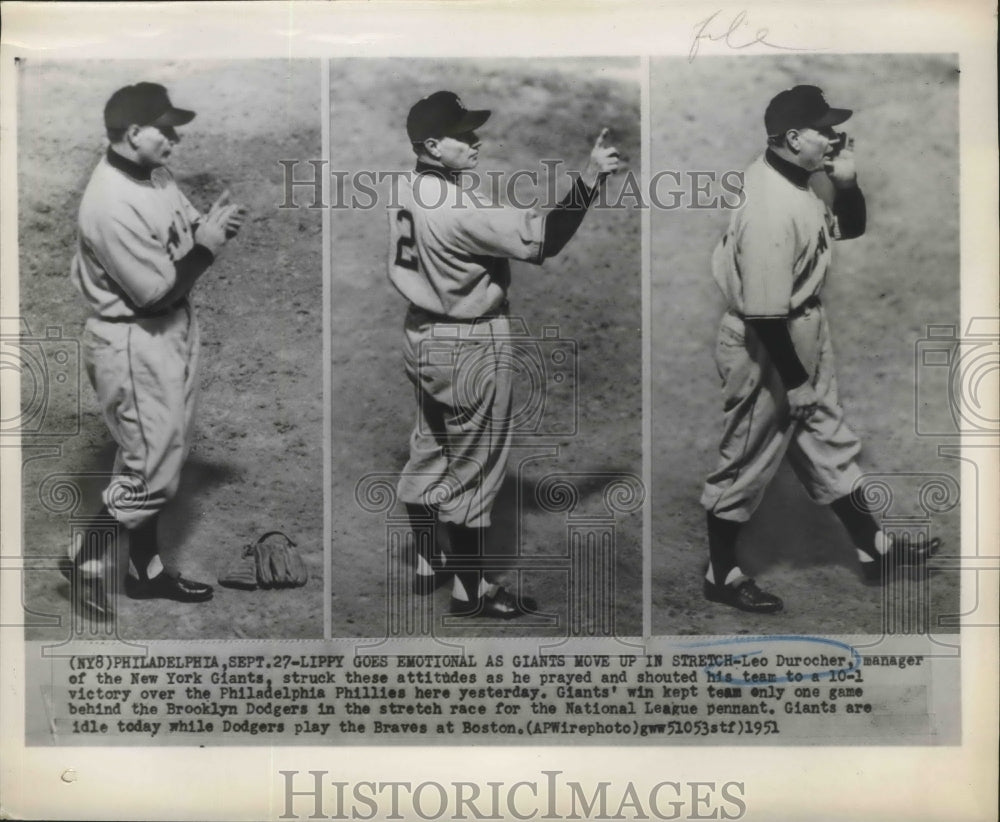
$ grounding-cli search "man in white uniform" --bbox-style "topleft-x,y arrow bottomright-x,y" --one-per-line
62,82 -> 245,618
701,85 -> 933,613
388,91 -> 619,618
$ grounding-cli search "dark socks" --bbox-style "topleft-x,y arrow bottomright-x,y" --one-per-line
830,494 -> 880,559
707,512 -> 742,585
446,523 -> 485,601
128,514 -> 161,581
405,503 -> 437,575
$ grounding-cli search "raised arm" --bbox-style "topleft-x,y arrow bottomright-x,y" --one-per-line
825,136 -> 866,240
143,190 -> 246,313
541,127 -> 620,259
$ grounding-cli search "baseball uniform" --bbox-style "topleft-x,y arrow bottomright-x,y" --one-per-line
700,149 -> 865,521
72,149 -> 205,533
61,82 -> 241,614
389,91 -> 613,618
698,85 -> 933,614
388,165 -> 546,528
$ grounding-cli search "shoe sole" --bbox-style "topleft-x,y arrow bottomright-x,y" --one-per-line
449,609 -> 528,620
125,579 -> 214,603
704,589 -> 784,614
449,599 -> 537,619
861,540 -> 941,585
125,590 -> 214,602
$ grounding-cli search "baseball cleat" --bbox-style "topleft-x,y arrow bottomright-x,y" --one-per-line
449,585 -> 538,619
59,557 -> 114,621
861,536 -> 941,585
703,577 -> 784,614
125,572 -> 214,602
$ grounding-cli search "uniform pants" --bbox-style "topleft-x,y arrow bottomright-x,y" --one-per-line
397,306 -> 513,529
701,304 -> 862,523
83,305 -> 199,530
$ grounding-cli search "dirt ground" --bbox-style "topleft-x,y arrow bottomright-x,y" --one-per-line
650,54 -> 962,635
329,58 -> 643,638
18,60 -> 324,640
16,55 -> 959,643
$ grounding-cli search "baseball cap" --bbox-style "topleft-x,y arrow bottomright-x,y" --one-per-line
764,85 -> 851,136
104,82 -> 196,130
406,91 -> 490,142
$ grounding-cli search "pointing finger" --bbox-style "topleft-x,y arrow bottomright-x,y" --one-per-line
594,127 -> 610,148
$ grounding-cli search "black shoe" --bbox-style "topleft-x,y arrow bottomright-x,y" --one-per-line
125,572 -> 214,602
450,586 -> 538,619
58,557 -> 113,621
704,577 -> 783,614
861,536 -> 941,585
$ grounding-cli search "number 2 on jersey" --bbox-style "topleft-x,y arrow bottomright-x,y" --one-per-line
394,209 -> 419,271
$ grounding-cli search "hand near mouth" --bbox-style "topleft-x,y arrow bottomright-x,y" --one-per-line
824,135 -> 857,189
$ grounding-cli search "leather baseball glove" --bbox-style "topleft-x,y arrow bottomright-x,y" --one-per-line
218,543 -> 258,590
253,530 -> 308,588
219,530 -> 308,589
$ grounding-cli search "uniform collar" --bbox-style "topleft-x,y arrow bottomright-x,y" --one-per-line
415,160 -> 461,184
765,148 -> 812,189
106,146 -> 154,182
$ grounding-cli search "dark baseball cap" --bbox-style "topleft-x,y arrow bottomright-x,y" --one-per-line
104,82 -> 196,130
406,91 -> 490,143
764,85 -> 851,136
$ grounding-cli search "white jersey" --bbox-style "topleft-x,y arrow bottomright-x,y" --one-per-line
712,153 -> 839,319
71,152 -> 201,318
387,169 -> 545,319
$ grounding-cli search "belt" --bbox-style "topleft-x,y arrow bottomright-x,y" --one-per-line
98,299 -> 189,323
410,300 -> 509,324
734,296 -> 821,322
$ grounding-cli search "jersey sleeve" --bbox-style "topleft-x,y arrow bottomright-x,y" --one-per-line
84,205 -> 177,309
448,204 -> 545,263
735,210 -> 796,319
830,185 -> 866,240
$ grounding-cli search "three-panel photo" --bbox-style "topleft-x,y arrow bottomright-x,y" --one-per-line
5,1 -> 994,813
18,54 -> 960,646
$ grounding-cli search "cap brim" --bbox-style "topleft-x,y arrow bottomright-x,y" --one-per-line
444,108 -> 491,136
812,107 -> 852,128
151,106 -> 196,127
